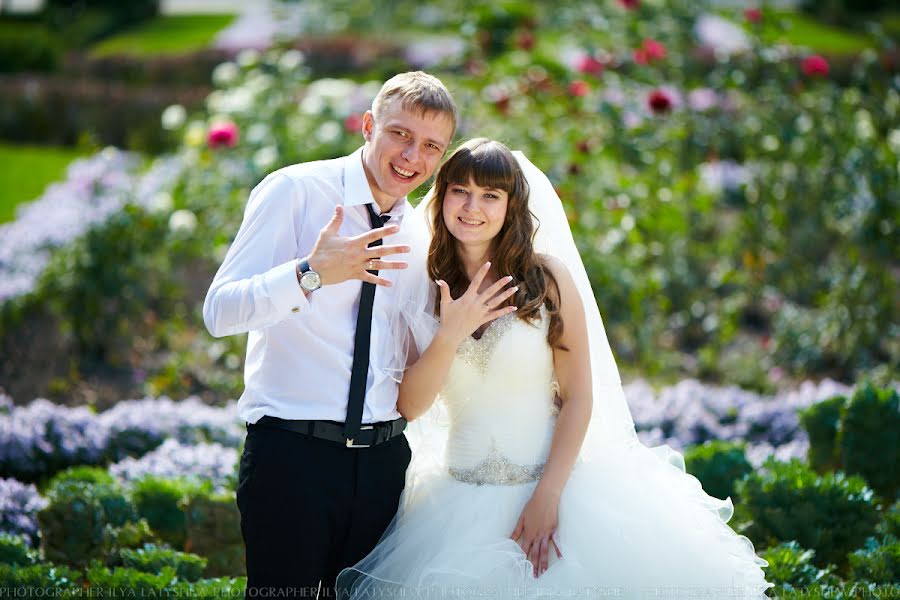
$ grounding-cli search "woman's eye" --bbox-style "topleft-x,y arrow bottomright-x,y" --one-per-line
452,188 -> 467,194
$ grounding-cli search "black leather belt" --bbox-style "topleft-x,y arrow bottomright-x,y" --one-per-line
250,415 -> 407,448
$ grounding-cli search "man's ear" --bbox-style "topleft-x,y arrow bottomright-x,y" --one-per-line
362,110 -> 375,142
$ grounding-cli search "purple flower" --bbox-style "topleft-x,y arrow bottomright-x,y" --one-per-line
0,477 -> 47,545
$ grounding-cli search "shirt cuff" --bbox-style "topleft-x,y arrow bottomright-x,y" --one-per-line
264,259 -> 311,316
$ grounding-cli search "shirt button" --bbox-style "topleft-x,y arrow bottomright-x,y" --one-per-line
291,307 -> 300,313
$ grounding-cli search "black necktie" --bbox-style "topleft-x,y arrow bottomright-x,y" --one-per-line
344,203 -> 391,442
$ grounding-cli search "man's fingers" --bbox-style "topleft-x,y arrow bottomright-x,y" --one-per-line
355,224 -> 401,245
360,273 -> 392,287
366,260 -> 408,271
366,244 -> 410,258
323,206 -> 343,234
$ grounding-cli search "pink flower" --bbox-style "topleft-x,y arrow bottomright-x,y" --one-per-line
801,54 -> 829,78
633,39 -> 666,65
569,80 -> 590,97
647,89 -> 673,114
344,114 -> 363,133
642,39 -> 667,61
744,8 -> 762,23
687,88 -> 718,112
207,121 -> 239,149
618,0 -> 639,9
575,54 -> 605,76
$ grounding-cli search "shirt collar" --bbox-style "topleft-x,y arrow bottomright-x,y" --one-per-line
343,146 -> 408,222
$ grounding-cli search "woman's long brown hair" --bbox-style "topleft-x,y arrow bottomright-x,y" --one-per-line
426,138 -> 566,349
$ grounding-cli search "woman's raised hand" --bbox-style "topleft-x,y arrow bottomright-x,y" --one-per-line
435,262 -> 518,348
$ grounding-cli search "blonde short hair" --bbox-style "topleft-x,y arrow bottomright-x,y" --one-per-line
372,71 -> 458,136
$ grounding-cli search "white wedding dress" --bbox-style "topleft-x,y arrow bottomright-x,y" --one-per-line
338,306 -> 774,599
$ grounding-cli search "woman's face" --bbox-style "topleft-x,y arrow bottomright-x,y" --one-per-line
441,177 -> 509,251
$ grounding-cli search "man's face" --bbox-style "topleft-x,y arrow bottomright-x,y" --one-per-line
361,98 -> 455,207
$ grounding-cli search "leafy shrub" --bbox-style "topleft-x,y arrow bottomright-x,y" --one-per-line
684,440 -> 752,501
848,535 -> 900,584
130,476 -> 208,549
86,562 -> 177,594
120,543 -> 207,582
0,21 -> 61,73
0,562 -> 81,589
46,465 -> 115,491
736,459 -> 880,569
840,383 -> 899,499
37,479 -> 137,567
878,500 -> 900,537
0,533 -> 40,566
799,394 -> 845,473
41,0 -> 160,47
761,541 -> 839,592
183,493 -> 244,577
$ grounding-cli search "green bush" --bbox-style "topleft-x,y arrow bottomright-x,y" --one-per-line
799,394 -> 845,473
0,21 -> 61,73
0,562 -> 82,589
46,465 -> 115,492
0,533 -> 40,566
86,562 -> 177,594
684,440 -> 753,501
736,459 -> 880,569
848,535 -> 900,584
878,500 -> 900,537
37,479 -> 137,567
41,0 -> 160,47
183,493 -> 244,577
761,541 -> 840,593
120,543 -> 207,582
840,383 -> 900,499
130,476 -> 203,549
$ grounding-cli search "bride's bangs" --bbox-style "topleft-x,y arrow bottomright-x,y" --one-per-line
443,141 -> 518,195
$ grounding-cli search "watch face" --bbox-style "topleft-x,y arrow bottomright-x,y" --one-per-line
300,271 -> 321,291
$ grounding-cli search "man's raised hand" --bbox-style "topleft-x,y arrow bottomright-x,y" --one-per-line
307,205 -> 410,287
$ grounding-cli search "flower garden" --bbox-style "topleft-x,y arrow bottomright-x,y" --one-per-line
0,0 -> 898,596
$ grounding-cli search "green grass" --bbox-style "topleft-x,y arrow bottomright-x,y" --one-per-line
0,144 -> 88,223
763,11 -> 878,54
89,14 -> 236,58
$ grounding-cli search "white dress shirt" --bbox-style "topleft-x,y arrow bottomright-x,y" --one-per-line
203,147 -> 412,425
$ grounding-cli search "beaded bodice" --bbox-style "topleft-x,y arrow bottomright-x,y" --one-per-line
442,307 -> 558,485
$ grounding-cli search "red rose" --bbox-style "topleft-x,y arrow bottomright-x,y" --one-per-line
744,8 -> 762,23
647,89 -> 673,114
643,39 -> 667,61
576,54 -> 605,76
569,80 -> 590,97
207,121 -> 239,149
801,54 -> 829,78
344,114 -> 363,133
618,0 -> 639,9
633,49 -> 648,65
517,31 -> 535,51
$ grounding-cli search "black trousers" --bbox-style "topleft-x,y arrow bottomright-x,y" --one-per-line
236,422 -> 411,598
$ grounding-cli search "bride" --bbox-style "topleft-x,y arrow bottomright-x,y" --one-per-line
337,138 -> 774,598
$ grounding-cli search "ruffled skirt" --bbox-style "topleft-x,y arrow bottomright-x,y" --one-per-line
337,440 -> 773,599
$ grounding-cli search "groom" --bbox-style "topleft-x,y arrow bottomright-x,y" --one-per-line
203,71 -> 457,597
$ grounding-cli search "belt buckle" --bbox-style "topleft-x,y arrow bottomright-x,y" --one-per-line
346,425 -> 374,448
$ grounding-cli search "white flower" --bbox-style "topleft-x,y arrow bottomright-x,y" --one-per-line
795,114 -> 813,134
237,48 -> 260,68
246,123 -> 271,145
253,146 -> 279,171
694,14 -> 750,56
762,135 -> 780,152
160,105 -> 187,130
300,93 -> 326,115
212,62 -> 239,87
278,49 -> 305,72
168,209 -> 197,234
315,121 -> 341,145
148,192 -> 173,213
888,129 -> 900,154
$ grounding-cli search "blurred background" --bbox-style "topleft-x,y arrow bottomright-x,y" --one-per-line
0,0 -> 898,594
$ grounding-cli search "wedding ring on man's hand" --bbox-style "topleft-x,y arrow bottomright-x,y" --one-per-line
367,260 -> 376,270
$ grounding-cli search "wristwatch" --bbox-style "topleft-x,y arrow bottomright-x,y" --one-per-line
295,257 -> 322,293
